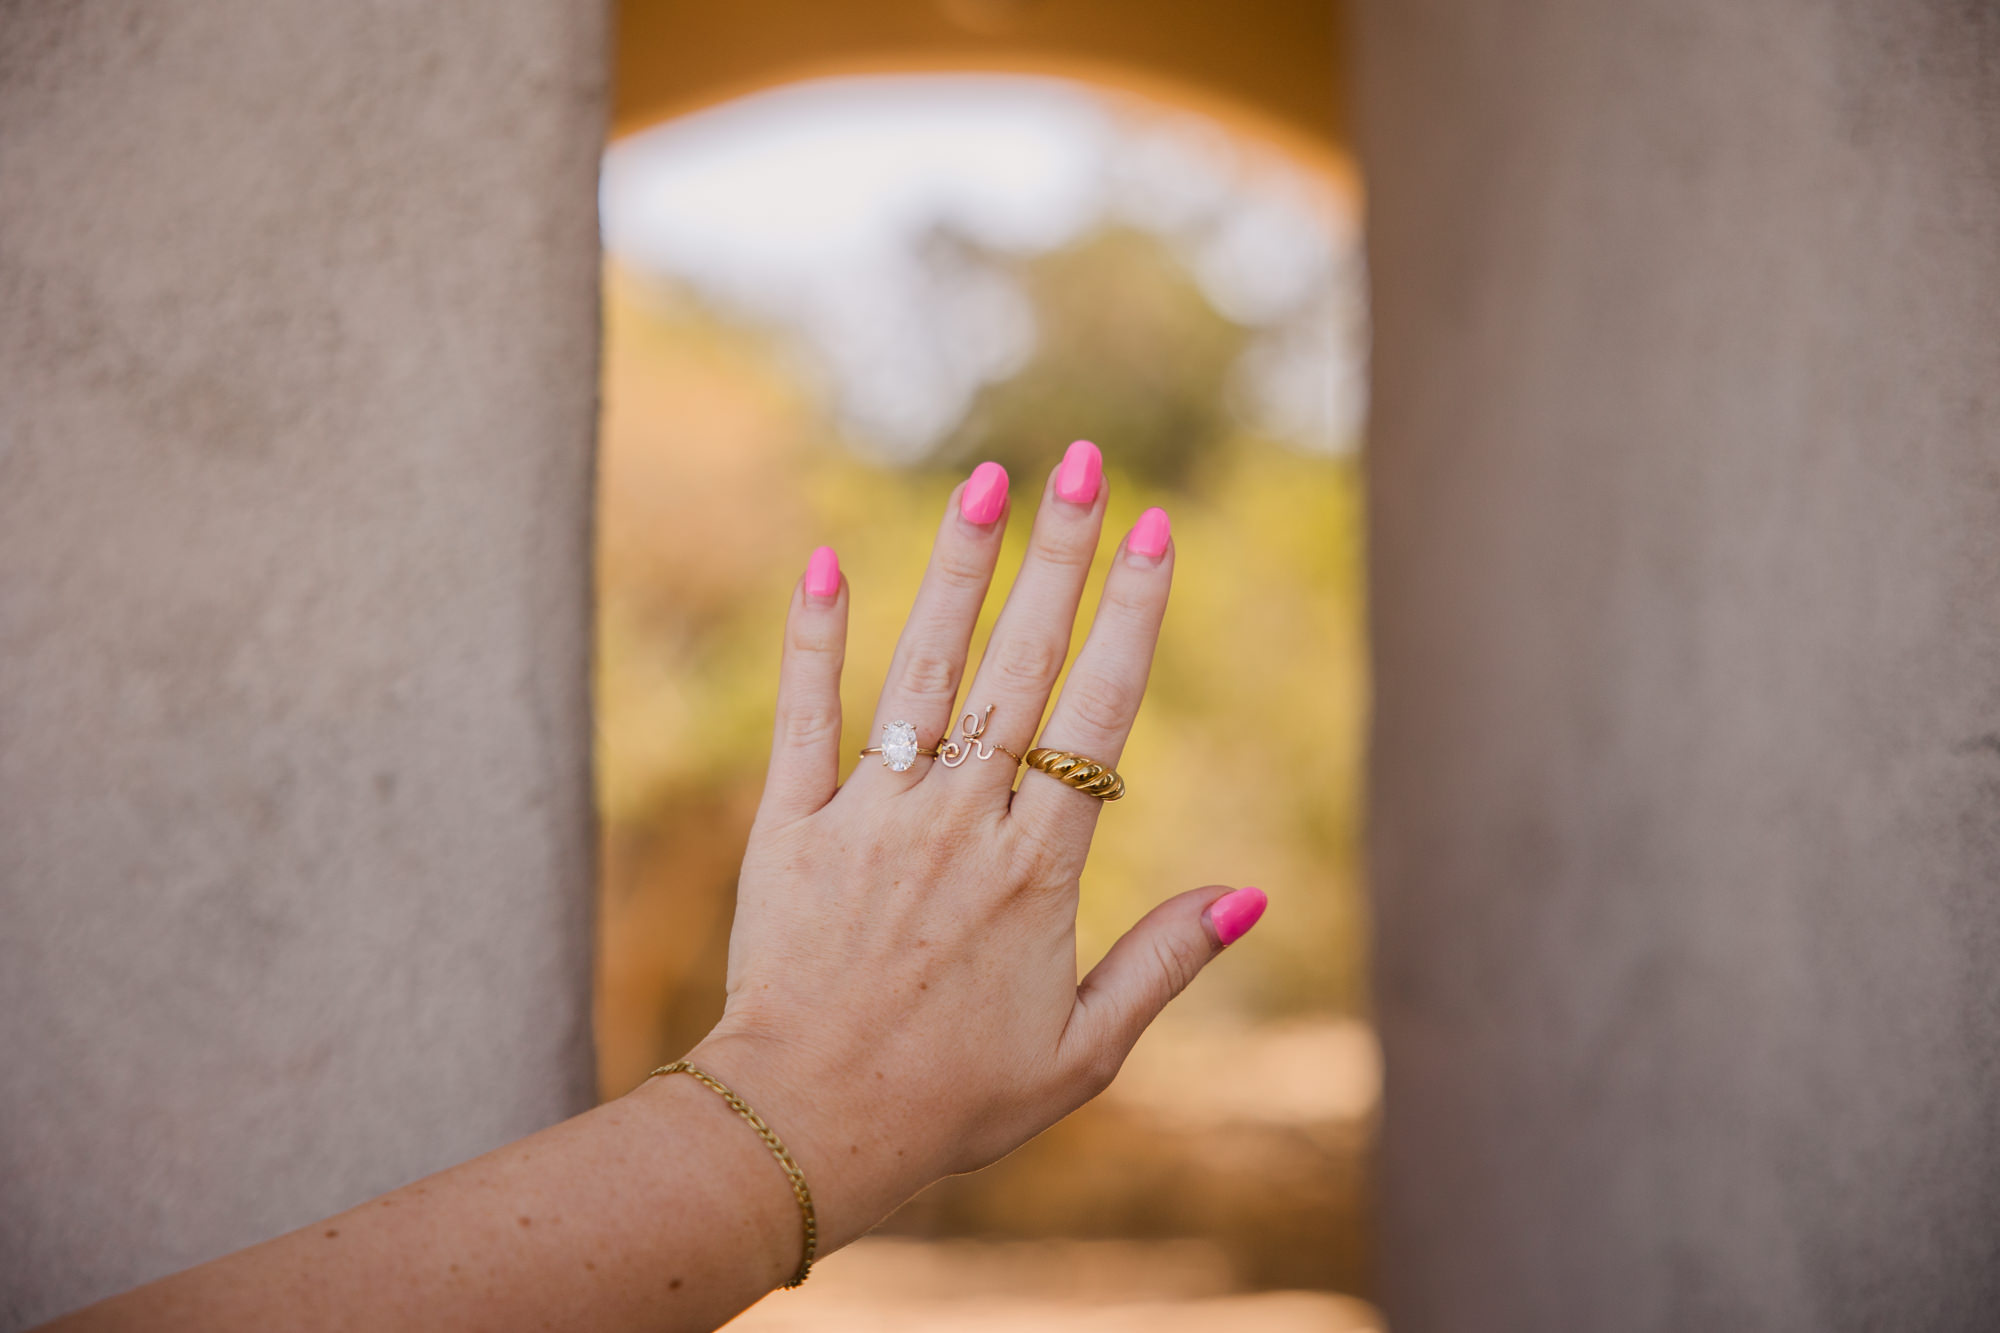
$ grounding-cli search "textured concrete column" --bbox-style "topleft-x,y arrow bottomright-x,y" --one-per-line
1361,1 -> 2000,1328
0,5 -> 606,1326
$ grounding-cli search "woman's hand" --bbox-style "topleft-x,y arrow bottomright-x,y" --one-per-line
675,441 -> 1269,1255
43,442 -> 1268,1333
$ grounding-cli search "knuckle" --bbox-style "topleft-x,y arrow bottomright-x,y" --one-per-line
1150,930 -> 1208,1001
920,817 -> 980,870
896,645 -> 960,701
933,548 -> 991,593
987,633 -> 1065,694
1010,819 -> 1079,889
788,623 -> 841,658
919,800 -> 1002,874
1100,581 -> 1158,630
781,701 -> 841,749
1062,672 -> 1138,738
1031,528 -> 1098,572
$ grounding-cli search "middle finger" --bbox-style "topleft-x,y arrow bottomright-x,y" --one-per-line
946,439 -> 1108,802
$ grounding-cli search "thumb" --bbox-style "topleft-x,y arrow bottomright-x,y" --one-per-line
1064,885 -> 1269,1089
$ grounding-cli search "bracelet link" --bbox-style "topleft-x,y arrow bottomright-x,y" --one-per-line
647,1059 -> 817,1288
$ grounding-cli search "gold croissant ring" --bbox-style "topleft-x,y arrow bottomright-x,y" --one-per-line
1023,747 -> 1126,801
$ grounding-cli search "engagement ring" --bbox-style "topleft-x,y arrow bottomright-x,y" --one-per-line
859,720 -> 940,772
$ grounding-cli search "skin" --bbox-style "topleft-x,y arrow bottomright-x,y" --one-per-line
44,450 -> 1260,1333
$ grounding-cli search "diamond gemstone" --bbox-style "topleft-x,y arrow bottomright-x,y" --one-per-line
881,720 -> 919,772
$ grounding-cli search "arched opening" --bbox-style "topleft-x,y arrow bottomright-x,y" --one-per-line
595,27 -> 1371,1326
611,0 -> 1353,187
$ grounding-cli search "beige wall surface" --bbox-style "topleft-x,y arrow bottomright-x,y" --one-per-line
1361,1 -> 2000,1328
0,4 -> 607,1326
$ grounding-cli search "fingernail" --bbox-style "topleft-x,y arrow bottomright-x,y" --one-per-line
1128,507 -> 1171,560
1206,886 -> 1268,947
805,545 -> 840,600
1055,439 -> 1102,505
960,461 -> 1009,525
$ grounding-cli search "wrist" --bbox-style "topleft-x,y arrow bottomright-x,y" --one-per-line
623,1065 -> 803,1294
680,1028 -> 932,1254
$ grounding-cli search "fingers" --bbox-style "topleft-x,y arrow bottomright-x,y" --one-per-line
1060,885 -> 1270,1094
949,441 -> 1109,799
1008,506 -> 1172,850
756,545 -> 849,827
851,462 -> 1011,794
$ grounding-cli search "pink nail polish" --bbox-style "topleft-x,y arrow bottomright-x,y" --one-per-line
1207,886 -> 1268,946
960,461 -> 1009,525
1055,439 -> 1102,505
1129,507 -> 1171,560
805,545 -> 840,599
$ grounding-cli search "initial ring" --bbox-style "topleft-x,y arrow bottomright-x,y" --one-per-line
939,704 -> 1024,768
1023,747 -> 1126,801
859,720 -> 939,772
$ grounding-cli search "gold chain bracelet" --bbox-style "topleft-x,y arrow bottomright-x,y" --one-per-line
647,1060 -> 818,1289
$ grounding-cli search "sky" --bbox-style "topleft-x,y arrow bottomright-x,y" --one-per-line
601,73 -> 1365,459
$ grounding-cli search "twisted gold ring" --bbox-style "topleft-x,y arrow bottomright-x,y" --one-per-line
1023,747 -> 1126,801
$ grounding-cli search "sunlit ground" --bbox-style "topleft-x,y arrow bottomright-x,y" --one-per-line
726,1237 -> 1381,1332
595,73 -> 1373,1327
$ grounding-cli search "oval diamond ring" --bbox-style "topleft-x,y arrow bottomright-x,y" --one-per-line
858,720 -> 941,773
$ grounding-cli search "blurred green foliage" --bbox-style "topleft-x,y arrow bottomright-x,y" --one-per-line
935,226 -> 1251,491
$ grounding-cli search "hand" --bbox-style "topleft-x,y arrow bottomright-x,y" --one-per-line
44,444 -> 1271,1333
675,442 -> 1269,1255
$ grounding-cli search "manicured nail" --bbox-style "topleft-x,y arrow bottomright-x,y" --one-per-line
805,545 -> 840,600
1206,886 -> 1268,946
1055,439 -> 1102,505
960,461 -> 1009,525
1128,507 -> 1171,560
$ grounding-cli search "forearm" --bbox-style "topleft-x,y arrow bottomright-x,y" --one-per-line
45,1058 -> 829,1333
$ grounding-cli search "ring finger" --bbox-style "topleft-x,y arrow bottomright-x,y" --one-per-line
1009,506 -> 1173,858
848,461 -> 1011,795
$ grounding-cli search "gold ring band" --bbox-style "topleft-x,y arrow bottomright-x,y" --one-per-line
1023,747 -> 1126,801
857,743 -> 942,761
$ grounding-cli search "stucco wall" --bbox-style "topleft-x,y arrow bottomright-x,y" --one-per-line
1362,1 -> 2000,1328
0,4 -> 607,1326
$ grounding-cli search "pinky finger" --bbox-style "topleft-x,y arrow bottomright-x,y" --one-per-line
756,545 -> 848,827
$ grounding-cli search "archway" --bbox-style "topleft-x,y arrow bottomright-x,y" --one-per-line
595,18 -> 1371,1325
